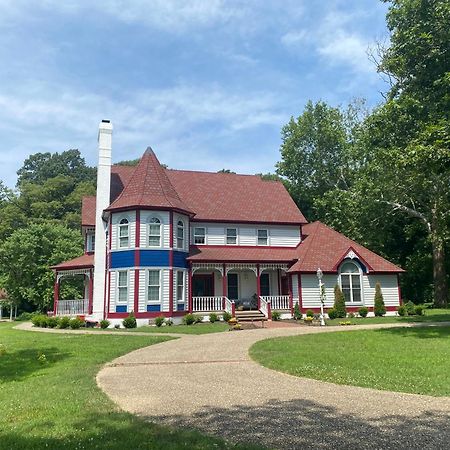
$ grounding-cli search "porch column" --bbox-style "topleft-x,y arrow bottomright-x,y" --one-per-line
188,268 -> 193,312
256,264 -> 261,309
88,270 -> 94,315
53,275 -> 59,315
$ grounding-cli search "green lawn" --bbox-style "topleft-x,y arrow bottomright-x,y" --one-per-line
0,322 -> 258,449
250,325 -> 450,396
325,308 -> 450,326
127,322 -> 229,334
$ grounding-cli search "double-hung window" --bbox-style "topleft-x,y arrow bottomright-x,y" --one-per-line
147,270 -> 160,303
148,218 -> 161,247
257,229 -> 268,246
176,271 -> 184,302
117,271 -> 128,303
118,218 -> 129,248
194,227 -> 205,245
177,221 -> 184,248
226,228 -> 237,245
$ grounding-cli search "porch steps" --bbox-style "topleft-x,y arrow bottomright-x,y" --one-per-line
235,310 -> 267,322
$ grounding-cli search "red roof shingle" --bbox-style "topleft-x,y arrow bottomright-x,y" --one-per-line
51,254 -> 94,270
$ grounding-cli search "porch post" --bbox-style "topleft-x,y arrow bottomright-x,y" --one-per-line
256,264 -> 261,309
222,264 -> 227,299
288,274 -> 294,315
88,269 -> 94,315
53,275 -> 59,315
188,267 -> 193,312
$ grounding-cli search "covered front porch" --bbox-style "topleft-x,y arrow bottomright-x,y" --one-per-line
190,263 -> 293,319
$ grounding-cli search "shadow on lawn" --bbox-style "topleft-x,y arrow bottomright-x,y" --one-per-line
154,398 -> 450,450
375,325 -> 450,339
0,347 -> 69,382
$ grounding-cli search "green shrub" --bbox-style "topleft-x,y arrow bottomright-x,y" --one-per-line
272,311 -> 281,321
414,305 -> 424,316
47,317 -> 59,328
209,313 -> 218,323
306,309 -> 314,318
293,302 -> 302,320
358,307 -> 369,318
183,313 -> 196,325
397,305 -> 406,316
222,311 -> 232,322
194,315 -> 203,324
155,316 -> 165,327
100,319 -> 110,329
333,285 -> 347,318
374,282 -> 386,316
405,300 -> 415,316
69,318 -> 85,329
122,312 -> 137,329
16,312 -> 37,321
58,316 -> 70,329
31,315 -> 44,327
327,308 -> 337,320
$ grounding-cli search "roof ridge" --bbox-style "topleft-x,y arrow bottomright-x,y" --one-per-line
106,161 -> 140,208
152,152 -> 181,208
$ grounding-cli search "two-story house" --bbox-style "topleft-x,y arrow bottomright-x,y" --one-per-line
52,121 -> 404,325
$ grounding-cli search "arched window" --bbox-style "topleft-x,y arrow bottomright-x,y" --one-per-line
148,218 -> 161,247
118,218 -> 129,248
339,261 -> 362,303
177,220 -> 184,249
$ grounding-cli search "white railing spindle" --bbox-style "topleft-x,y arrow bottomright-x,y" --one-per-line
192,296 -> 224,312
56,299 -> 89,316
261,295 -> 290,310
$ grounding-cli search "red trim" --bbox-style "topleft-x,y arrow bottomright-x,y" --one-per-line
288,274 -> 294,314
222,264 -> 227,299
105,205 -> 194,217
189,258 -> 297,264
104,220 -> 112,319
332,246 -> 374,272
298,273 -> 303,310
169,211 -> 174,315
107,311 -> 187,319
188,268 -> 193,312
134,211 -> 140,313
84,233 -> 87,254
256,264 -> 261,309
291,270 -> 403,274
397,274 -> 402,305
277,269 -> 281,295
231,300 -> 235,317
190,218 -> 307,226
53,278 -> 59,314
267,300 -> 272,320
88,269 -> 94,314
189,244 -> 301,250
54,264 -> 94,271
135,210 -> 141,248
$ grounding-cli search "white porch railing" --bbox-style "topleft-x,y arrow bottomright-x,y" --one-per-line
192,296 -> 224,312
56,299 -> 89,316
259,296 -> 270,318
224,297 -> 234,315
261,295 -> 290,310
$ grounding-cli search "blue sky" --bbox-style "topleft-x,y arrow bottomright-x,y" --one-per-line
0,0 -> 389,187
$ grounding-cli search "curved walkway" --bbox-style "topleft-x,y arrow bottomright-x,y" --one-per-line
95,322 -> 450,450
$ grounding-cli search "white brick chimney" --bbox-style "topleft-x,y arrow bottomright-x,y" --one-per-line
92,120 -> 112,319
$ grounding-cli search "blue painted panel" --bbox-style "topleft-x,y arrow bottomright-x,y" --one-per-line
140,250 -> 170,267
116,305 -> 127,313
177,303 -> 185,311
147,304 -> 161,312
111,251 -> 135,269
173,251 -> 188,268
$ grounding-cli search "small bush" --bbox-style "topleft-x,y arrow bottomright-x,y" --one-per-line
47,317 -> 59,328
100,319 -> 110,329
32,315 -> 48,328
374,282 -> 386,316
405,301 -> 415,316
306,309 -> 314,318
16,312 -> 37,321
209,313 -> 218,323
327,308 -> 337,320
358,307 -> 369,318
183,313 -> 196,325
194,315 -> 203,324
222,312 -> 232,322
334,285 -> 347,318
348,312 -> 355,319
58,316 -> 70,329
272,311 -> 281,321
69,318 -> 85,329
155,316 -> 165,327
122,312 -> 137,329
397,305 -> 406,316
414,305 -> 424,316
293,302 -> 302,320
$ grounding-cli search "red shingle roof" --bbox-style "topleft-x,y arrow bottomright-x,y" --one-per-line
288,221 -> 404,273
167,169 -> 306,224
105,149 -> 193,214
187,246 -> 299,263
51,254 -> 94,270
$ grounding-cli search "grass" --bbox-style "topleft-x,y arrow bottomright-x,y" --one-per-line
127,322 -> 229,334
325,308 -> 450,326
0,322 -> 258,449
250,325 -> 450,396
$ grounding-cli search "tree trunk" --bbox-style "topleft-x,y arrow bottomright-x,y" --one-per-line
432,234 -> 448,308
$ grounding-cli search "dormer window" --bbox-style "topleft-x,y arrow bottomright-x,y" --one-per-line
177,220 -> 184,249
257,229 -> 268,246
226,228 -> 237,245
118,218 -> 129,248
194,227 -> 205,245
339,261 -> 362,303
148,218 -> 161,247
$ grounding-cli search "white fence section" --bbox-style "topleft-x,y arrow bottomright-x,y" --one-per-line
259,296 -> 270,318
192,296 -> 224,312
224,297 -> 234,315
261,295 -> 290,310
56,299 -> 89,316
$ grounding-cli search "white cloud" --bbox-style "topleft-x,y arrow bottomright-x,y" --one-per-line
281,30 -> 308,46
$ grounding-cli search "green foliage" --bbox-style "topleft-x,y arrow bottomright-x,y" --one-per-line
348,312 -> 355,319
16,311 -> 37,321
333,285 -> 347,318
222,311 -> 232,322
69,318 -> 85,329
182,313 -> 195,325
122,312 -> 137,329
327,308 -> 338,320
194,315 -> 203,324
100,319 -> 110,329
306,309 -> 314,318
154,316 -> 165,327
397,305 -> 406,316
271,311 -> 281,321
405,300 -> 416,316
58,316 -> 70,329
31,315 -> 48,328
47,317 -> 59,328
293,302 -> 302,320
209,313 -> 218,323
414,305 -> 424,316
374,283 -> 386,317
358,307 -> 369,318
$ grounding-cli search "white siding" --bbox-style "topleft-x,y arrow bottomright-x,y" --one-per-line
109,269 -> 134,312
363,275 -> 399,307
138,270 -> 146,312
161,269 -> 170,311
111,211 -> 136,250
291,274 -> 299,301
173,213 -> 189,252
140,211 -> 170,249
239,226 -> 256,246
269,226 -> 301,247
301,274 -> 337,309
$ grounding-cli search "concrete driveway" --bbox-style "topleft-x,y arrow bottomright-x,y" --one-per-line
97,323 -> 450,449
